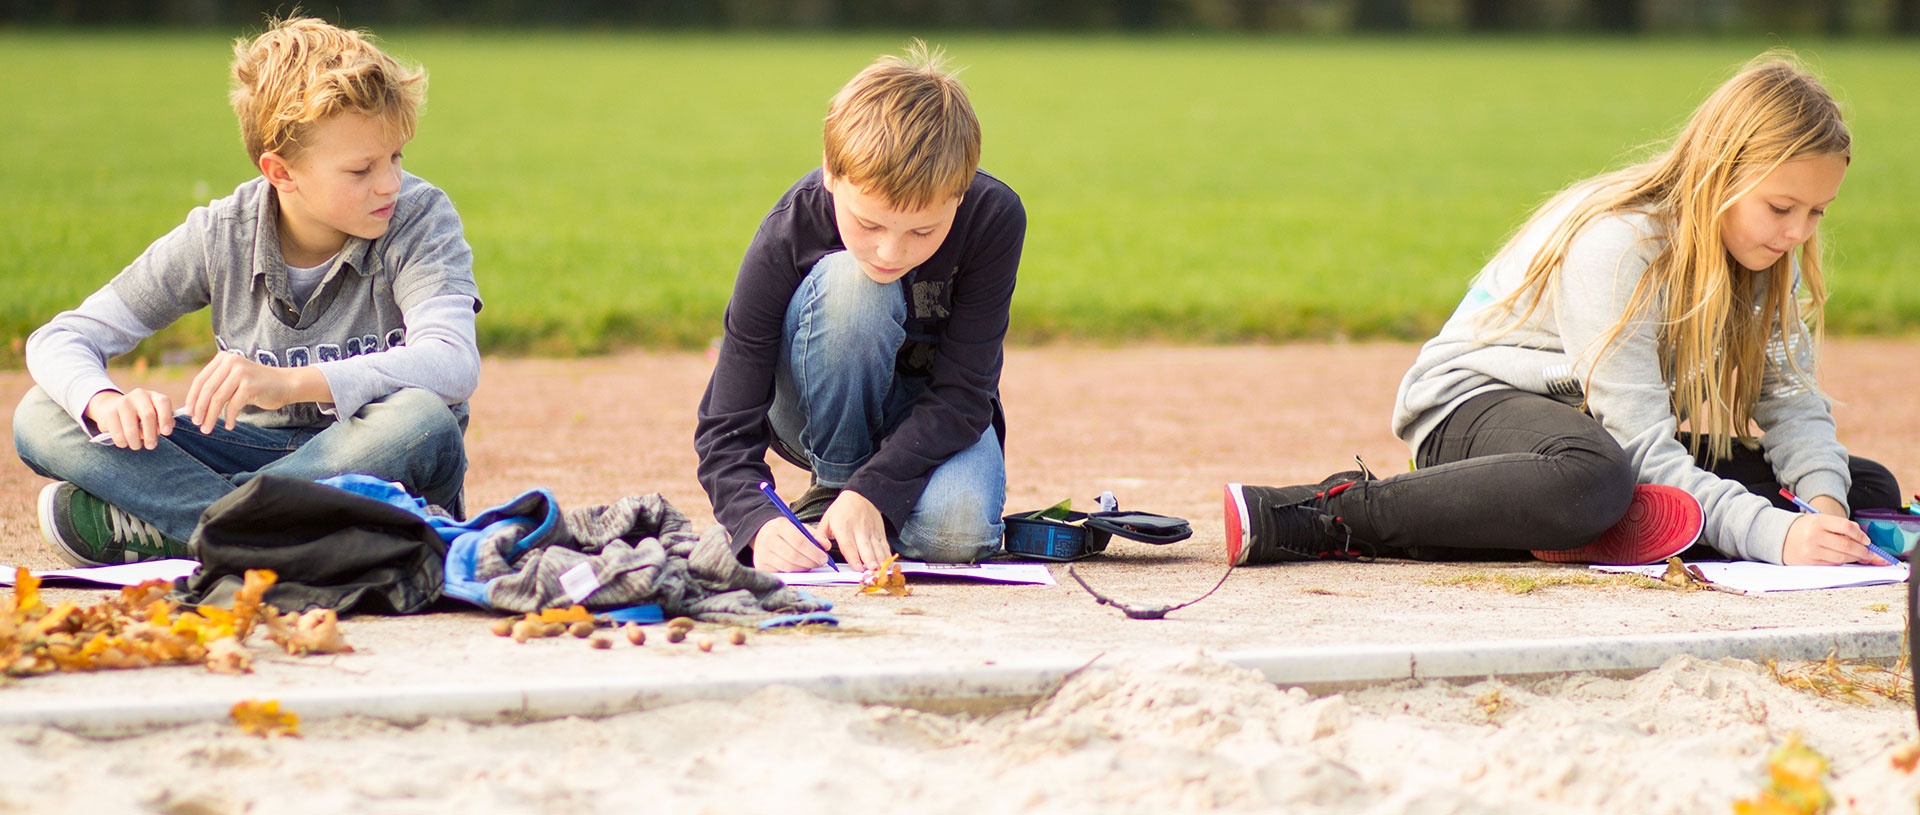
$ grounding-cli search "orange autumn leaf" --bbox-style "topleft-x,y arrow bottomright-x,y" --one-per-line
1891,741 -> 1920,774
11,567 -> 42,615
231,570 -> 277,641
536,605 -> 593,624
205,638 -> 252,674
858,554 -> 911,597
117,580 -> 173,612
0,568 -> 338,679
29,602 -> 79,637
230,699 -> 299,738
267,609 -> 354,656
186,607 -> 238,642
1733,735 -> 1832,815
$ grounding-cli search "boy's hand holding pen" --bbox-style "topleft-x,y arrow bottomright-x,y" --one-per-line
760,481 -> 840,572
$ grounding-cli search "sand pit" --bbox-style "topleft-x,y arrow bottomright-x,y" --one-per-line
0,653 -> 1912,814
0,344 -> 1915,812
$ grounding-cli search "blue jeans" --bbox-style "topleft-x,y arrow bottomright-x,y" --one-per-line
13,386 -> 468,542
769,251 -> 1006,563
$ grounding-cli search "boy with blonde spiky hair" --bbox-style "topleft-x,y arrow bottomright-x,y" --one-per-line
14,17 -> 480,566
696,41 -> 1026,573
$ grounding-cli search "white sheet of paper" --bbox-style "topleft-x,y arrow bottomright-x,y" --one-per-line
0,559 -> 199,587
777,561 -> 1055,587
1590,560 -> 1908,593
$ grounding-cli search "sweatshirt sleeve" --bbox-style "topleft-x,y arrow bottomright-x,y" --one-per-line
313,294 -> 480,419
695,199 -> 817,550
311,181 -> 482,419
1749,289 -> 1850,511
1556,216 -> 1798,563
23,288 -> 154,425
28,209 -> 215,425
842,199 -> 1025,527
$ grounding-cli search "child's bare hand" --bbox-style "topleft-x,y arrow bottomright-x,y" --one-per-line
820,490 -> 890,571
186,353 -> 300,432
751,519 -> 829,573
1782,511 -> 1885,565
85,389 -> 175,450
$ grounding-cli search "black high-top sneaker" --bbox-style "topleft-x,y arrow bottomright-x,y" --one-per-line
1223,471 -> 1369,566
790,477 -> 841,524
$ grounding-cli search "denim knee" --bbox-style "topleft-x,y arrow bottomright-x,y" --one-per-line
13,387 -> 84,480
360,388 -> 463,442
330,388 -> 467,511
896,490 -> 1005,564
802,251 -> 906,338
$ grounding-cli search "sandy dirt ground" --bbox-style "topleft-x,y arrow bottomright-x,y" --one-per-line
0,343 -> 1916,813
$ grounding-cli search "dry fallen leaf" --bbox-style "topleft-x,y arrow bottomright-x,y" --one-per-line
1660,557 -> 1701,589
205,637 -> 253,675
858,554 -> 912,597
230,569 -> 276,641
537,605 -> 593,624
8,568 -> 43,616
1,565 -> 343,677
266,609 -> 354,657
1732,734 -> 1832,815
230,699 -> 300,738
1892,741 -> 1920,774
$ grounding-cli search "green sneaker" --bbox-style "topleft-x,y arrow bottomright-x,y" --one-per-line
36,482 -> 191,567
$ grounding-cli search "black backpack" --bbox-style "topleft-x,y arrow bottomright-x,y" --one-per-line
174,474 -> 446,615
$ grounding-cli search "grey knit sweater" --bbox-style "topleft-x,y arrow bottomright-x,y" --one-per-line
1392,198 -> 1849,563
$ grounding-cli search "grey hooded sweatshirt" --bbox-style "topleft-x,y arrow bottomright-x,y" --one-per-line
1392,196 -> 1848,564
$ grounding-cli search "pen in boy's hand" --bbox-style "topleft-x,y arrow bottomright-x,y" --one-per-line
1780,488 -> 1899,565
759,481 -> 840,571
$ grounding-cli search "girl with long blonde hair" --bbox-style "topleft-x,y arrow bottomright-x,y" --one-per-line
1226,53 -> 1899,567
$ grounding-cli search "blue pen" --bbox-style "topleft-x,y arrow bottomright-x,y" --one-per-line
759,481 -> 840,571
1780,488 -> 1899,565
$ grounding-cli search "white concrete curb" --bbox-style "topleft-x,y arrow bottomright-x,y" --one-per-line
1,625 -> 1898,734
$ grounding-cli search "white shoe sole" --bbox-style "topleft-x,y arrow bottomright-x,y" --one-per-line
38,482 -> 102,568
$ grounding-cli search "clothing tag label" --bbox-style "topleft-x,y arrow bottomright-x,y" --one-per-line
559,561 -> 601,605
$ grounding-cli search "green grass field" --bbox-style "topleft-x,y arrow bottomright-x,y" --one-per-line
3,33 -> 1916,364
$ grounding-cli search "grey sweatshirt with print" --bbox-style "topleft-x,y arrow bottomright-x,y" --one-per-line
1391,200 -> 1849,564
26,173 -> 481,430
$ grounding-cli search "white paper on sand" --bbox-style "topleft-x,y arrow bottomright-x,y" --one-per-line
1589,560 -> 1908,593
0,558 -> 198,587
777,561 -> 1055,587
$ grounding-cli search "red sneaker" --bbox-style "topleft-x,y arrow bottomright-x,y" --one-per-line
1532,484 -> 1703,566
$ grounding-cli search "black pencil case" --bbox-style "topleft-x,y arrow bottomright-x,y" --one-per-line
1001,510 -> 1192,561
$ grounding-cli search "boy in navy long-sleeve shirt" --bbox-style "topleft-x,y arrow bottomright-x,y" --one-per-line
695,42 -> 1026,572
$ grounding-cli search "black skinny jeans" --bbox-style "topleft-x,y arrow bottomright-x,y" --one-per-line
1327,389 -> 1901,559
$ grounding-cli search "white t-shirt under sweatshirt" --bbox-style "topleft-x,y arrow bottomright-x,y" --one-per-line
1392,195 -> 1850,564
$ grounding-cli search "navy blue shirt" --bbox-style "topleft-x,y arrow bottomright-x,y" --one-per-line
695,168 -> 1026,551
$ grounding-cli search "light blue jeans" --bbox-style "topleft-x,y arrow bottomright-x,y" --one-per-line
13,386 -> 467,542
769,251 -> 1006,563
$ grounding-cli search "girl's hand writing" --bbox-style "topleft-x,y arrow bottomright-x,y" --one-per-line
1781,510 -> 1885,565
